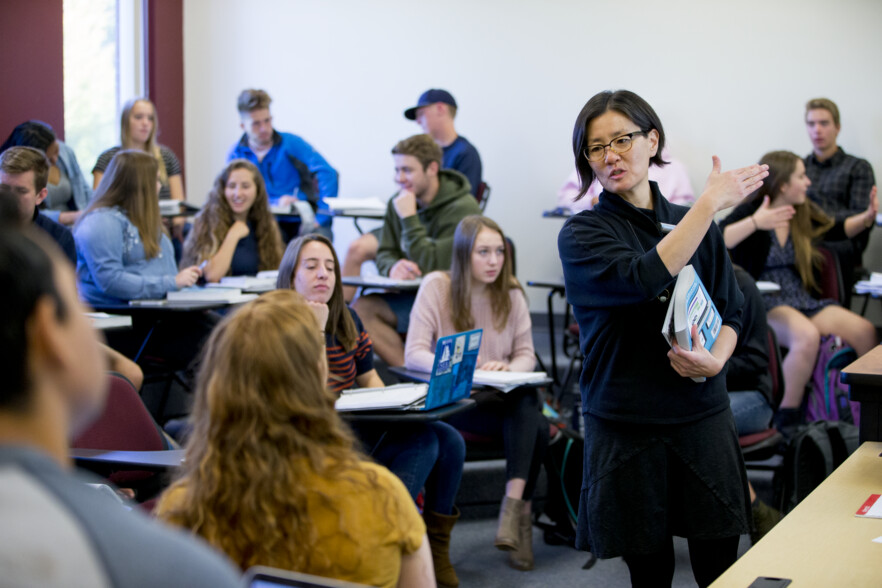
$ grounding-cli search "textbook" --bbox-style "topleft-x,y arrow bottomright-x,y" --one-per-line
166,286 -> 258,304
661,264 -> 723,383
208,276 -> 276,292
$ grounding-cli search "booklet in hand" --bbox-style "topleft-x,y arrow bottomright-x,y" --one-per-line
661,264 -> 722,383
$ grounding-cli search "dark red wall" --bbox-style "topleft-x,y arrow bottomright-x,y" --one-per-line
0,0 -> 65,141
147,0 -> 185,175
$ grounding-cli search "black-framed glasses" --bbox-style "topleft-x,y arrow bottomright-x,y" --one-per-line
583,131 -> 647,162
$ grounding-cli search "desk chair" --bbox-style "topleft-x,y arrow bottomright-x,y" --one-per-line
740,330 -> 786,463
72,372 -> 172,500
817,245 -> 846,303
475,182 -> 491,212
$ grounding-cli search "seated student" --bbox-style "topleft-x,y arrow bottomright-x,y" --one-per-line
92,97 -> 188,245
349,135 -> 481,365
277,235 -> 465,588
344,92 -> 483,302
155,291 -> 435,588
75,150 -> 201,305
729,266 -> 782,543
556,146 -> 694,212
180,159 -> 283,282
228,89 -> 339,239
720,150 -> 877,431
1,120 -> 92,225
405,215 -> 548,572
0,213 -> 240,587
0,146 -> 76,263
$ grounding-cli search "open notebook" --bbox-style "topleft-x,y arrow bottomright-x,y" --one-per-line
335,329 -> 482,412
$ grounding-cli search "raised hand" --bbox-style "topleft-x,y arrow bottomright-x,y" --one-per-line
752,196 -> 795,230
701,156 -> 769,213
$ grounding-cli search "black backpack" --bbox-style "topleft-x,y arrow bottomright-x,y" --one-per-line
775,420 -> 859,514
537,426 -> 597,569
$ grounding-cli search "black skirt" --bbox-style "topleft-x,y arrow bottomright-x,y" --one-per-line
576,407 -> 751,558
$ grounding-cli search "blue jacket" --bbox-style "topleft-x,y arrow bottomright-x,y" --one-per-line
227,130 -> 338,226
42,140 -> 93,223
74,207 -> 178,305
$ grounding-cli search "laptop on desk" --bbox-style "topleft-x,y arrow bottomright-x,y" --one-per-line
335,329 -> 482,412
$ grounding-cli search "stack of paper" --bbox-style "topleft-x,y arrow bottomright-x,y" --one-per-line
854,273 -> 882,296
324,197 -> 387,215
167,287 -> 257,304
473,371 -> 548,393
257,270 -> 279,280
158,200 -> 181,214
335,383 -> 428,411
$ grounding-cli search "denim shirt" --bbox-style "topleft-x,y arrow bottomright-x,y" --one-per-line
41,140 -> 93,223
74,207 -> 177,305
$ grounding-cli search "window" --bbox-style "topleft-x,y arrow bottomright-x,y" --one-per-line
63,0 -> 144,175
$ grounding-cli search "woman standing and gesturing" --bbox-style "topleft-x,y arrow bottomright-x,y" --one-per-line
558,90 -> 768,588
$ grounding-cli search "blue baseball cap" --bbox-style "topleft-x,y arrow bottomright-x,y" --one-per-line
404,89 -> 457,120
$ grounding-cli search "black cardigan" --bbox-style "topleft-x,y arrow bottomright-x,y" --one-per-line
558,183 -> 744,425
718,198 -> 847,281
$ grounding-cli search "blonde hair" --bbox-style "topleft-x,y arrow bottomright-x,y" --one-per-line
81,150 -> 164,258
157,291 -> 392,572
120,97 -> 168,184
450,215 -> 522,332
180,160 -> 283,272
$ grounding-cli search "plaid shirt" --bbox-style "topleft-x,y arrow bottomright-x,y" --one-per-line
804,147 -> 875,221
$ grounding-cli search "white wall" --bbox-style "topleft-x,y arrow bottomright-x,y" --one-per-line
183,0 -> 882,313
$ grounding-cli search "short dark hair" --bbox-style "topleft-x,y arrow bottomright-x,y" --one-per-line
0,195 -> 68,411
391,134 -> 443,171
572,90 -> 667,201
0,146 -> 50,193
0,120 -> 56,153
237,89 -> 272,114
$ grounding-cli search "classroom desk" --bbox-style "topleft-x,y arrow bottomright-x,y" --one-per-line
324,208 -> 385,234
841,345 -> 882,442
340,275 -> 422,291
86,312 -> 133,331
711,441 -> 882,588
341,398 -> 476,423
390,367 -> 553,390
70,448 -> 186,471
159,201 -> 200,218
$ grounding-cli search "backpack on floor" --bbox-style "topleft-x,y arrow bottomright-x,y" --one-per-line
537,425 -> 597,569
806,335 -> 860,426
775,420 -> 860,514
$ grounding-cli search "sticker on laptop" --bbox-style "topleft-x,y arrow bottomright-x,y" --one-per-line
453,335 -> 465,364
468,332 -> 482,351
435,339 -> 453,376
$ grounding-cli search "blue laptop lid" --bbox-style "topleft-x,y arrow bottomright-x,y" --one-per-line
424,329 -> 482,410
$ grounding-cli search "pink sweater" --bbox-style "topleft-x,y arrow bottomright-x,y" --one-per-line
404,271 -> 535,373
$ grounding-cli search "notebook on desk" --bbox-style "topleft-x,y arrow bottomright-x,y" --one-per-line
335,329 -> 482,412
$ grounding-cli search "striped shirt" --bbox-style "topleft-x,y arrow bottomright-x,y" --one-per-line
326,307 -> 374,395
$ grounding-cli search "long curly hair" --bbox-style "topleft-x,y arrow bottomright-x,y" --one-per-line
157,290 -> 393,572
180,160 -> 283,272
79,150 -> 164,258
450,215 -> 522,332
276,234 -> 358,351
756,150 -> 833,294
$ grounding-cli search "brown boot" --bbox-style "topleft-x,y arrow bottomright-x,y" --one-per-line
508,509 -> 534,571
423,507 -> 460,588
494,495 -> 524,551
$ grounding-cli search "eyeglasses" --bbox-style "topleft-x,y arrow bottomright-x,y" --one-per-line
583,131 -> 647,162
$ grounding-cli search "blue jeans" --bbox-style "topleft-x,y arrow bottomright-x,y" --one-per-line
354,420 -> 465,515
728,390 -> 774,436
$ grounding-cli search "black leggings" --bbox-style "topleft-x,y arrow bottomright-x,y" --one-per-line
624,535 -> 740,588
446,387 -> 549,499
